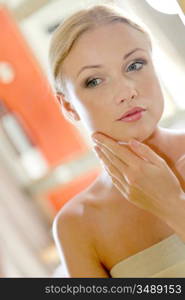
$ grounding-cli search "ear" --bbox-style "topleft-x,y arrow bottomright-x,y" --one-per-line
56,92 -> 81,121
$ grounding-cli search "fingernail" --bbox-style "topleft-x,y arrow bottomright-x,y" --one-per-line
92,132 -> 98,139
118,141 -> 128,145
130,139 -> 140,147
94,145 -> 101,153
92,138 -> 98,142
91,132 -> 102,142
92,137 -> 98,144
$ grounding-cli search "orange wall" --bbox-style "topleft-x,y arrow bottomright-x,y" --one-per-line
47,168 -> 100,215
0,5 -> 88,167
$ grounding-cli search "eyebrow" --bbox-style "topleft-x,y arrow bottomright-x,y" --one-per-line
76,48 -> 146,78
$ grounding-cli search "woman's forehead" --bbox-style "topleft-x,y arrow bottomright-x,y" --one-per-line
74,23 -> 147,53
62,23 -> 149,76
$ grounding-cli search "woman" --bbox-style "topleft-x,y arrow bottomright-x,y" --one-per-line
49,4 -> 185,278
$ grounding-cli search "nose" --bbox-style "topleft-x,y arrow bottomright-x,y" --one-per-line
114,80 -> 138,105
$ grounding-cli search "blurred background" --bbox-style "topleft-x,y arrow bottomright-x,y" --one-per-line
0,0 -> 184,277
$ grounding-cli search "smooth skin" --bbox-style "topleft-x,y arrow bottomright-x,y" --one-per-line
93,134 -> 185,239
54,23 -> 185,277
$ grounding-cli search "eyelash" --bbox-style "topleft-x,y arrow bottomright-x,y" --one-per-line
84,59 -> 147,88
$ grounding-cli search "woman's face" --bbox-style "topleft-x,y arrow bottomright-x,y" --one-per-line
61,23 -> 164,142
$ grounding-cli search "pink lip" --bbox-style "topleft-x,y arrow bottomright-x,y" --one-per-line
117,107 -> 146,121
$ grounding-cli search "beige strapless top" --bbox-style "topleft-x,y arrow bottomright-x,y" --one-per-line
110,234 -> 185,277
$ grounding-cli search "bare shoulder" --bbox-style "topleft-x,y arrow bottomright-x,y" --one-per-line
173,129 -> 185,145
52,180 -> 110,277
53,192 -> 96,242
53,179 -> 104,237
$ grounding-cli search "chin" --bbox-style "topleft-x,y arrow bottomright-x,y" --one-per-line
111,127 -> 156,144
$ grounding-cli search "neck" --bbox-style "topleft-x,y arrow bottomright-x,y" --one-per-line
143,126 -> 172,163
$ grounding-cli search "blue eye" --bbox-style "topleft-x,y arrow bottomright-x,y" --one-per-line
84,60 -> 147,88
127,60 -> 146,72
85,78 -> 102,88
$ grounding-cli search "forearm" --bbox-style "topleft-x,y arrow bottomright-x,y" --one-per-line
166,192 -> 185,242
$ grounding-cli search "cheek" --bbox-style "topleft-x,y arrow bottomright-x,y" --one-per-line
152,80 -> 164,111
70,94 -> 100,130
68,82 -> 111,132
149,82 -> 164,120
143,72 -> 164,103
138,72 -> 164,124
75,98 -> 112,134
75,88 -> 106,118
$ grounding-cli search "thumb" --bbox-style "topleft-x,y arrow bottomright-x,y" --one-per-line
129,139 -> 163,166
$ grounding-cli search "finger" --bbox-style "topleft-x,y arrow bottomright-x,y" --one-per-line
111,177 -> 128,199
95,146 -> 131,198
129,139 -> 164,166
93,133 -> 141,167
109,172 -> 129,196
104,155 -> 128,187
95,145 -> 130,188
95,145 -> 122,175
99,144 -> 128,175
97,151 -> 129,197
95,145 -> 113,169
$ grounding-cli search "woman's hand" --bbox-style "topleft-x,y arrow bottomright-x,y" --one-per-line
92,133 -> 185,223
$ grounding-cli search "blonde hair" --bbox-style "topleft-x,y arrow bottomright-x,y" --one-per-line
49,4 -> 152,95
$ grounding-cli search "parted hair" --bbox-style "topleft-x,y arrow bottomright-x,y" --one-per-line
49,4 -> 152,95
